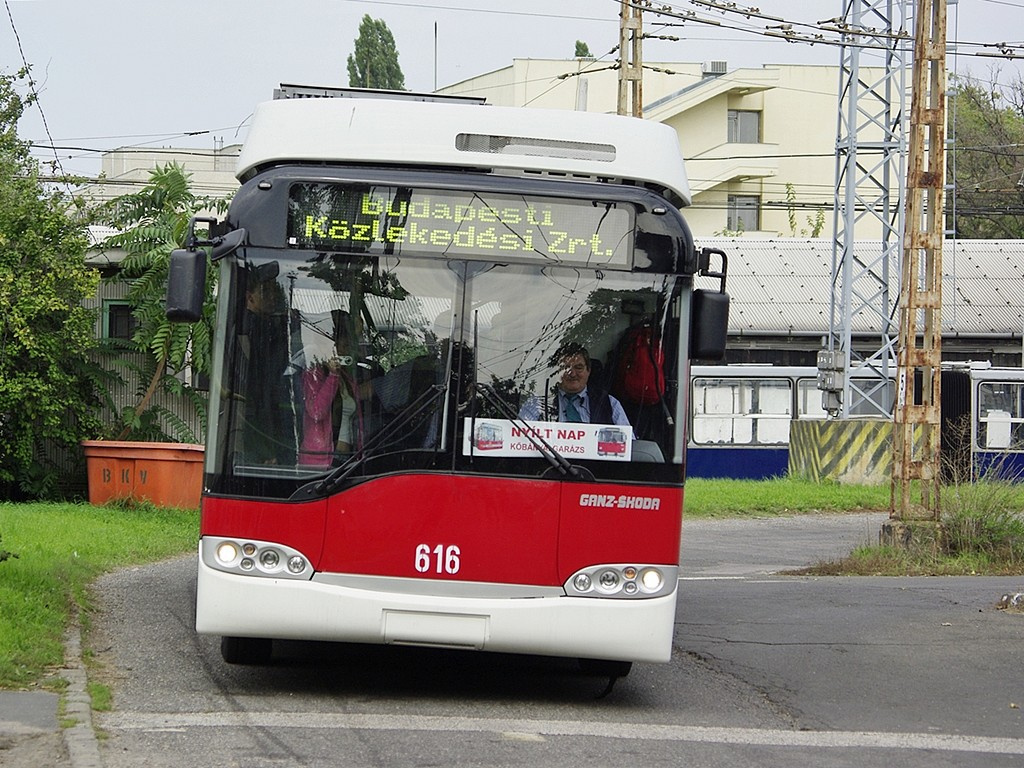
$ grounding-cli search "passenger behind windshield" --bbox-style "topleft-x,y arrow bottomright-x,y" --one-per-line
298,310 -> 363,466
239,266 -> 297,465
517,343 -> 630,426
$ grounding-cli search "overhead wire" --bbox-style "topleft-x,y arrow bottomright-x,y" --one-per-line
3,0 -> 72,191
6,0 -> 1024,212
11,2 -> 1024,150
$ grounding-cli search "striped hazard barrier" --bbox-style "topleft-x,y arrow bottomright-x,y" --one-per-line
789,420 -> 895,485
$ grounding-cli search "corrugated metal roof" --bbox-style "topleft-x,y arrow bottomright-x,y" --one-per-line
698,238 -> 1024,338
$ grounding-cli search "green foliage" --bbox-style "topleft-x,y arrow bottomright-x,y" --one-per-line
796,468 -> 1024,575
949,71 -> 1024,239
937,417 -> 1024,567
0,501 -> 198,688
98,163 -> 224,441
0,531 -> 17,563
87,681 -> 113,712
684,477 -> 890,518
347,14 -> 406,90
784,182 -> 826,237
0,69 -> 104,499
575,40 -> 593,58
713,225 -> 745,237
942,468 -> 1024,566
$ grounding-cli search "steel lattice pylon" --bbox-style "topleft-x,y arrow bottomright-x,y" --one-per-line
822,0 -> 913,419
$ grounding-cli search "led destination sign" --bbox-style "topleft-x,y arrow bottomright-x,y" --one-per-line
287,183 -> 633,265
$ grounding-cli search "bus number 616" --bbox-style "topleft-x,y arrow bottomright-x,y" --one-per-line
415,544 -> 461,575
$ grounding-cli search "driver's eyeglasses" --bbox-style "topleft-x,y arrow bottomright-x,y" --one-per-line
562,363 -> 587,374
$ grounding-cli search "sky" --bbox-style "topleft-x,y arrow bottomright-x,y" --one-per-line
3,0 -> 1024,179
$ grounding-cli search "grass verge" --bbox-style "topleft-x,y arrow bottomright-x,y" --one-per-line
794,476 -> 1024,576
0,501 -> 198,690
684,477 -> 890,518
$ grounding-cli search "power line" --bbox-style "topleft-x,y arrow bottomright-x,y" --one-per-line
636,0 -> 1024,59
3,0 -> 70,188
7,3 -> 1022,150
7,0 -> 1022,210
335,0 -> 613,23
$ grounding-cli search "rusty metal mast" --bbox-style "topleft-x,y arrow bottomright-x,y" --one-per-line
892,0 -> 946,523
618,1 -> 643,117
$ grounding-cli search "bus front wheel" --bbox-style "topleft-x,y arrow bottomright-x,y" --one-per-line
220,636 -> 272,665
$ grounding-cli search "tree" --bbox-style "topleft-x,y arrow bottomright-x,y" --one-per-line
99,164 -> 225,442
347,14 -> 406,90
949,71 -> 1024,238
0,69 -> 102,499
575,40 -> 593,58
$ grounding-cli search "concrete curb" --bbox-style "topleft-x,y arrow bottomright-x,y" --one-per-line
62,617 -> 102,768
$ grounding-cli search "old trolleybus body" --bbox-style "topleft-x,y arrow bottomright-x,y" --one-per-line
167,92 -> 729,671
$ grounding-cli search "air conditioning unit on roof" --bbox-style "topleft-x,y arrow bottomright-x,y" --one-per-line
702,61 -> 728,77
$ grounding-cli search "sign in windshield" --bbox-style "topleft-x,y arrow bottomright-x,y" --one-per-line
287,183 -> 633,266
462,419 -> 633,461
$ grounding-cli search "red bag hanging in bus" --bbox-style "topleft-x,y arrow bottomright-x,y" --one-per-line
613,321 -> 665,405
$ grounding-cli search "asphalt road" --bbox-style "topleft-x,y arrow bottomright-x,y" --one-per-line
87,512 -> 1024,768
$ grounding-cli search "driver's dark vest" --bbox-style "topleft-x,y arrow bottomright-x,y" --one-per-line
584,387 -> 614,424
551,387 -> 614,423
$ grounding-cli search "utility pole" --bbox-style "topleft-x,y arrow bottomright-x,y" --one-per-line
618,1 -> 643,117
888,0 -> 947,541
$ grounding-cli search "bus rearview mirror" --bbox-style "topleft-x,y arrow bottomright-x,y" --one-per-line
166,248 -> 207,323
690,288 -> 730,360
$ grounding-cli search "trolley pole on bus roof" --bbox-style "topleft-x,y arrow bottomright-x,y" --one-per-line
617,1 -> 643,117
886,0 -> 946,546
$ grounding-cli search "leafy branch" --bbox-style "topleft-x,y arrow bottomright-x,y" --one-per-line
97,163 -> 228,441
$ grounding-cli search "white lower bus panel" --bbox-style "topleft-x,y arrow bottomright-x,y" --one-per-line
195,555 -> 678,664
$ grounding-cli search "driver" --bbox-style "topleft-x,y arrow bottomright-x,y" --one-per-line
518,343 -> 630,426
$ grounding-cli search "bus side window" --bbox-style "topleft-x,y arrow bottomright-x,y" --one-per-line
986,410 -> 1012,450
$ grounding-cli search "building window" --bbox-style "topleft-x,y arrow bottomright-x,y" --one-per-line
105,301 -> 138,340
727,109 -> 761,143
727,194 -> 760,232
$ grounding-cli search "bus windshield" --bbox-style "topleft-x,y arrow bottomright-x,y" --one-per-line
206,250 -> 683,499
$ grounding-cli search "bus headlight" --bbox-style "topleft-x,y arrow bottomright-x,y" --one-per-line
573,573 -> 593,592
564,564 -> 677,599
259,549 -> 280,569
215,541 -> 239,565
597,570 -> 620,592
639,568 -> 664,593
202,537 -> 313,580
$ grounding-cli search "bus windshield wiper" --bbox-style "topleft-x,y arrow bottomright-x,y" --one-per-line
292,382 -> 448,499
475,383 -> 581,479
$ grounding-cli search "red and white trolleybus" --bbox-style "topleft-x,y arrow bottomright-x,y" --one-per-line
166,88 -> 729,676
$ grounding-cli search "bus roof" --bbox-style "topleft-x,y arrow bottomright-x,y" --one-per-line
236,97 -> 692,206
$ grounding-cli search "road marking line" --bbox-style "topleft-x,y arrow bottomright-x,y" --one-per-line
101,712 -> 1024,755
